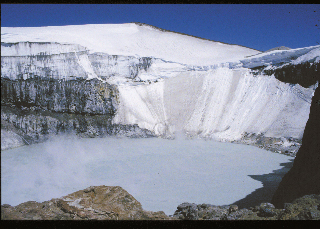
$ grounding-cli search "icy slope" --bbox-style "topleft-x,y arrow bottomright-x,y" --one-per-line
233,45 -> 320,69
1,23 -> 260,65
113,67 -> 315,141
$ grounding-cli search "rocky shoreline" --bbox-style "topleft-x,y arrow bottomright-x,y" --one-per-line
233,133 -> 301,157
172,194 -> 320,220
2,185 -> 320,220
1,105 -> 156,151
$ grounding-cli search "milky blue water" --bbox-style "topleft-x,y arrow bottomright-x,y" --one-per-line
1,135 -> 292,215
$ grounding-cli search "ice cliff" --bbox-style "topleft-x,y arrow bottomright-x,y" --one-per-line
1,23 -> 319,150
113,68 -> 315,140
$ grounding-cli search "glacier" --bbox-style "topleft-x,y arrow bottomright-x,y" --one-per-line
1,23 -> 319,150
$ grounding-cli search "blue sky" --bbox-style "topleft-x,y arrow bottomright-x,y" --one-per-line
1,4 -> 319,51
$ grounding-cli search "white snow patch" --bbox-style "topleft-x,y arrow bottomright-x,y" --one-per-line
66,198 -> 84,209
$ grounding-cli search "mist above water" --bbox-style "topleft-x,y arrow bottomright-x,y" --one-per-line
1,135 -> 292,215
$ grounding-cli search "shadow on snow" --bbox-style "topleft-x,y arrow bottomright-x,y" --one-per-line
231,159 -> 294,209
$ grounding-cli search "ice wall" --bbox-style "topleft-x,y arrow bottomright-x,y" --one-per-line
1,52 -> 89,80
1,42 -> 157,81
113,67 -> 314,140
1,41 -> 87,56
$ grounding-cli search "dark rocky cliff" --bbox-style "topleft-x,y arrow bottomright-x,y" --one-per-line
1,77 -> 117,114
272,86 -> 320,208
1,77 -> 154,150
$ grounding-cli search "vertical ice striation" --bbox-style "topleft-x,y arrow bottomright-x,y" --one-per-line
113,67 -> 314,141
1,41 -> 87,56
113,81 -> 168,136
1,42 -> 159,81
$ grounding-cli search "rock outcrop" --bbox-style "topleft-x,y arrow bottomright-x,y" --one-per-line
172,195 -> 320,220
1,77 -> 117,115
271,86 -> 320,208
1,186 -> 171,220
0,76 -> 155,150
1,105 -> 155,150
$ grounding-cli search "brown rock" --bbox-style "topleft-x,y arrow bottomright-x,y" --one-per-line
1,185 -> 172,220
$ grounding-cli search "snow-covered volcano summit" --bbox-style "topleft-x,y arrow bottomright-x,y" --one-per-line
1,23 -> 260,65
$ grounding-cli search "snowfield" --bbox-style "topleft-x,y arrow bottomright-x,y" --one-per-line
1,23 -> 260,66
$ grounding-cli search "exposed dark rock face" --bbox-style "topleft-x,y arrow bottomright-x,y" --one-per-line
272,86 -> 320,208
1,77 -> 155,150
251,61 -> 319,88
1,77 -> 117,115
265,61 -> 319,88
1,105 -> 155,150
1,186 -> 171,220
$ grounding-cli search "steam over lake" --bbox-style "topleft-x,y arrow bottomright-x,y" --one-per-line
1,135 -> 292,215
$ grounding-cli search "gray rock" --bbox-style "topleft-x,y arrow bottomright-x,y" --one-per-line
228,205 -> 238,213
258,203 -> 277,217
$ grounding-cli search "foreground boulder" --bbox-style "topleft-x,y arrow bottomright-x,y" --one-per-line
272,86 -> 320,208
1,185 -> 170,220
